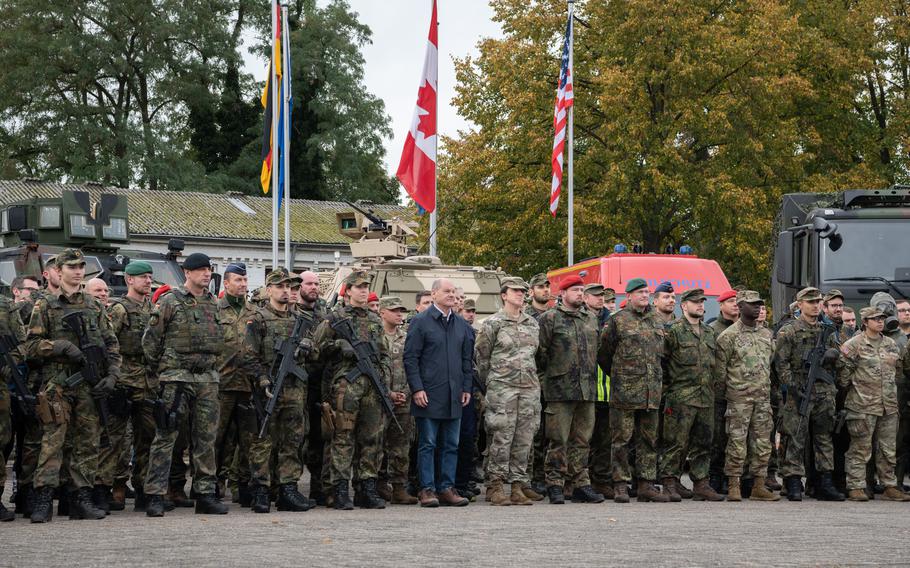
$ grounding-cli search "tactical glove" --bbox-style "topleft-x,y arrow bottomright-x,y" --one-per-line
51,340 -> 84,364
822,348 -> 840,366
336,339 -> 356,360
92,375 -> 116,397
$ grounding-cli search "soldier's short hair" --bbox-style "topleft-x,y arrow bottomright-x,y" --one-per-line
11,275 -> 38,291
842,306 -> 855,314
415,290 -> 431,304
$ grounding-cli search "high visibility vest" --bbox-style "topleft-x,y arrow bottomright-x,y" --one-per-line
596,366 -> 611,402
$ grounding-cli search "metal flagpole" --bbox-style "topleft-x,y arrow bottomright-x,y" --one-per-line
271,0 -> 280,268
429,1 -> 438,258
567,0 -> 574,266
281,0 -> 291,269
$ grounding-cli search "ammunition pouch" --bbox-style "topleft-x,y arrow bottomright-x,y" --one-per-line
36,390 -> 69,425
153,384 -> 186,432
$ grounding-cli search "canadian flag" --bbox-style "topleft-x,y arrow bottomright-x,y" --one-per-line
397,0 -> 438,213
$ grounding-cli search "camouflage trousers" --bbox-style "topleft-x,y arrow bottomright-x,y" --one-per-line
249,383 -> 307,487
544,400 -> 594,487
329,375 -> 384,485
846,411 -> 898,490
895,379 -> 910,484
724,398 -> 772,477
484,382 -> 541,484
0,386 -> 9,488
528,395 -> 547,485
779,386 -> 836,478
659,401 -> 713,481
709,399 -> 727,479
96,386 -> 156,489
610,407 -> 659,483
34,383 -> 100,490
144,382 -> 219,496
215,390 -> 255,487
589,403 -> 612,486
381,411 -> 414,485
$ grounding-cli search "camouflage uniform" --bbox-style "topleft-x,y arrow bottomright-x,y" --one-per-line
0,296 -> 25,502
524,301 -> 549,489
715,320 -> 774,478
839,332 -> 901,490
143,285 -> 223,496
537,305 -> 598,488
381,325 -> 413,485
708,315 -> 736,483
598,306 -> 665,484
476,308 -> 540,484
295,300 -> 328,499
659,316 -> 716,481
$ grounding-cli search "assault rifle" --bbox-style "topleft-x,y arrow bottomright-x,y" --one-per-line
795,322 -> 837,435
0,335 -> 34,417
62,312 -> 112,448
258,316 -> 309,438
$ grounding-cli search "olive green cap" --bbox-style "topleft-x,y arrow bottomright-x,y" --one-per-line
345,270 -> 370,286
124,261 -> 153,276
603,288 -> 616,301
680,288 -> 706,303
463,298 -> 476,311
528,273 -> 549,287
860,306 -> 885,320
738,290 -> 764,304
584,284 -> 605,296
625,278 -> 648,293
823,289 -> 844,303
266,268 -> 301,286
55,248 -> 85,267
379,296 -> 407,311
796,287 -> 823,302
501,277 -> 529,291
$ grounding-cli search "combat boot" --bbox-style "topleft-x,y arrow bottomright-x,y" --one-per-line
0,489 -> 14,522
91,485 -> 112,515
785,476 -> 803,501
359,479 -> 386,509
145,494 -> 166,517
486,480 -> 511,506
520,483 -> 545,501
251,485 -> 271,513
110,480 -> 127,511
391,483 -> 418,505
195,494 -> 229,514
675,478 -> 693,499
133,488 -> 148,512
708,474 -> 723,494
847,488 -> 870,502
237,484 -> 252,508
377,481 -> 393,502
510,482 -> 533,505
637,480 -> 670,503
726,477 -> 742,502
661,477 -> 682,502
591,482 -> 615,500
168,484 -> 195,508
765,474 -> 782,491
882,486 -> 910,501
70,488 -> 106,520
278,483 -> 314,511
817,473 -> 845,502
613,483 -> 630,504
546,485 -> 565,505
572,485 -> 605,503
334,481 -> 354,510
14,483 -> 31,516
30,486 -> 54,523
749,477 -> 781,501
692,478 -> 724,501
740,477 -> 754,499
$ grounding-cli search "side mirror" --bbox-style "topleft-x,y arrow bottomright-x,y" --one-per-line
812,217 -> 842,252
775,232 -> 794,285
210,273 -> 222,295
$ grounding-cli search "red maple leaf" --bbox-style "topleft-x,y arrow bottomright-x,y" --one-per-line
416,82 -> 436,138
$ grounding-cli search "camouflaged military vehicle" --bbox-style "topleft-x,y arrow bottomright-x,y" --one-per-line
319,202 -> 508,320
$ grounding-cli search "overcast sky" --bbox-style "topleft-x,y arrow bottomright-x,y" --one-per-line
243,0 -> 504,196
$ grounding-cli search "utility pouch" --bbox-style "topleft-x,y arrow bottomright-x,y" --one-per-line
36,392 -> 54,425
320,401 -> 335,438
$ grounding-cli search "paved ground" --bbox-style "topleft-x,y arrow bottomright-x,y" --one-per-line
3,476 -> 910,567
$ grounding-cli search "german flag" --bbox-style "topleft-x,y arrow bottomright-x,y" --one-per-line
260,3 -> 283,194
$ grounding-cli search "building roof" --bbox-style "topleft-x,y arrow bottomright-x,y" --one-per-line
0,179 -> 414,245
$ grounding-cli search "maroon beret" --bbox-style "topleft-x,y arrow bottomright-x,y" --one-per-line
560,276 -> 585,291
717,290 -> 737,302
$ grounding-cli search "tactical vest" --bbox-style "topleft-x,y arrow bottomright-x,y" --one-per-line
109,297 -> 150,357
162,289 -> 222,368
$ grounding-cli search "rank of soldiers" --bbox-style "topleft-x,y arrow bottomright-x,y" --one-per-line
2,251 -> 909,524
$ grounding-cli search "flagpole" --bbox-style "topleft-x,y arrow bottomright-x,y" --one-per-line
271,0 -> 280,268
429,1 -> 438,258
281,0 -> 291,269
567,0 -> 574,266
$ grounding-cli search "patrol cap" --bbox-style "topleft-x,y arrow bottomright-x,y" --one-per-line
224,262 -> 247,277
501,277 -> 529,291
345,270 -> 370,286
379,296 -> 407,311
603,288 -> 616,301
266,268 -> 301,286
680,288 -> 706,303
861,306 -> 886,320
654,281 -> 674,295
124,261 -> 153,276
55,248 -> 85,267
584,283 -> 605,296
717,290 -> 737,303
182,252 -> 212,271
528,273 -> 550,287
368,292 -> 379,303
796,287 -> 823,302
738,290 -> 763,304
45,254 -> 58,268
823,289 -> 844,303
560,275 -> 585,291
463,298 -> 476,312
625,278 -> 648,294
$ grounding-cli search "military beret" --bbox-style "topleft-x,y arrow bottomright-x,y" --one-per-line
625,278 -> 648,294
823,289 -> 844,303
224,262 -> 247,277
463,298 -> 476,311
680,288 -> 706,303
55,248 -> 85,267
528,273 -> 550,287
368,292 -> 379,303
796,287 -> 823,302
124,261 -> 153,276
560,275 -> 585,291
654,281 -> 674,295
738,290 -> 763,304
182,252 -> 212,271
584,283 -> 605,296
501,277 -> 529,291
717,290 -> 737,303
380,296 -> 407,311
266,268 -> 301,286
603,288 -> 616,301
860,306 -> 885,320
345,270 -> 370,286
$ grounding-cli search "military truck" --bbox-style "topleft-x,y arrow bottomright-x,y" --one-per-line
319,202 -> 508,319
771,186 -> 910,321
0,189 -> 187,297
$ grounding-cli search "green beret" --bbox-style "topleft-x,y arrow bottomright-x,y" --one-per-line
625,278 -> 648,294
124,261 -> 153,276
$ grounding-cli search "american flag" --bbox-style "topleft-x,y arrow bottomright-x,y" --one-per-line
550,9 -> 574,217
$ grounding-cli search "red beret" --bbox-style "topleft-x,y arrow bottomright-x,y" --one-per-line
368,292 -> 379,302
560,275 -> 585,291
717,290 -> 737,302
152,284 -> 171,304
620,299 -> 627,309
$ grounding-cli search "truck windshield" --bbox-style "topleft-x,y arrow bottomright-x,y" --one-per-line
820,219 -> 910,282
143,259 -> 184,288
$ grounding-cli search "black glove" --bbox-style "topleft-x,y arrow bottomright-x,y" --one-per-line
92,375 -> 116,397
822,348 -> 840,366
336,339 -> 356,360
51,340 -> 84,364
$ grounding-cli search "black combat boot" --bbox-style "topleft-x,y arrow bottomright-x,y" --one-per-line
69,488 -> 106,520
133,488 -> 148,512
0,489 -> 14,522
740,477 -> 754,499
572,485 -> 606,503
817,472 -> 845,502
785,476 -> 803,501
546,485 -> 565,504
277,483 -> 314,512
91,485 -> 111,515
251,485 -> 270,513
29,486 -> 54,523
195,494 -> 229,515
359,479 -> 386,510
238,484 -> 253,508
145,494 -> 165,517
333,481 -> 354,510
